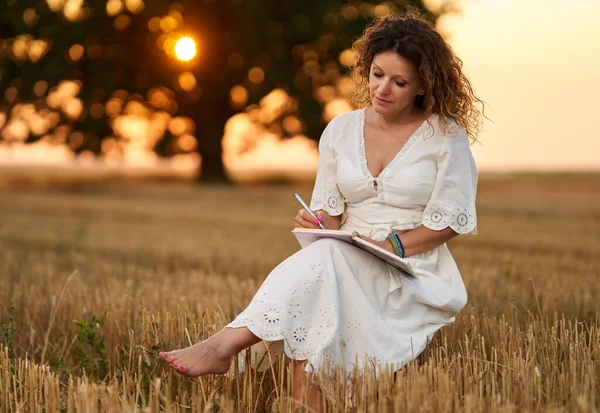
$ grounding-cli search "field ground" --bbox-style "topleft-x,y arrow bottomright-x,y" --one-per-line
0,173 -> 599,412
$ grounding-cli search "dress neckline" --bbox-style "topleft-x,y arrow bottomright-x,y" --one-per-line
358,107 -> 430,180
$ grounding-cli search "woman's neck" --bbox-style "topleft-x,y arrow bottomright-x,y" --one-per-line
371,105 -> 424,130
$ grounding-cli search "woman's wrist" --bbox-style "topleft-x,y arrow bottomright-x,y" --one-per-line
386,233 -> 406,258
380,237 -> 397,255
314,210 -> 342,230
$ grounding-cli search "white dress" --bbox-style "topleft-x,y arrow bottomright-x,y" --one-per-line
227,108 -> 478,374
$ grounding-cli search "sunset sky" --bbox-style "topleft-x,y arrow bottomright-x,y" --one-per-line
1,0 -> 599,173
432,0 -> 600,171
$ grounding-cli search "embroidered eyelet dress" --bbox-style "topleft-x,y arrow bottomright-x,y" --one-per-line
227,108 -> 478,374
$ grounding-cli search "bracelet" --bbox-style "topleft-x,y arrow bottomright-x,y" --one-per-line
386,237 -> 398,256
389,233 -> 405,258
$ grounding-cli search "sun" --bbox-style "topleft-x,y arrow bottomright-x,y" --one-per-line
174,37 -> 197,62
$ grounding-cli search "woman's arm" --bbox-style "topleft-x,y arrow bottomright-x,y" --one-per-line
307,118 -> 346,222
358,225 -> 457,257
392,226 -> 457,257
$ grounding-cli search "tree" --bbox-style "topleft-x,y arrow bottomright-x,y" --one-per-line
0,0 -> 446,183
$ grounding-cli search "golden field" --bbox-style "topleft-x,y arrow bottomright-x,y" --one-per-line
1,174 -> 599,412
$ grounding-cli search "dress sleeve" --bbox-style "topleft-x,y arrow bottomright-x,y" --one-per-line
309,120 -> 345,217
422,127 -> 478,234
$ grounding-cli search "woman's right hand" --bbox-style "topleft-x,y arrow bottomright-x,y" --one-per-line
294,209 -> 341,230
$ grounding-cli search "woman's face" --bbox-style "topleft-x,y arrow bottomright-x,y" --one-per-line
369,51 -> 424,117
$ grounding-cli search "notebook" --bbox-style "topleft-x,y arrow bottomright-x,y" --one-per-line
291,228 -> 415,277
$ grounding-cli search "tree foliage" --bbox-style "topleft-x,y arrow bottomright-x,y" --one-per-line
0,0 -> 443,182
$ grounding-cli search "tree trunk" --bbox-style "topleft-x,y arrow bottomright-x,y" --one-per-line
179,1 -> 239,184
192,95 -> 237,184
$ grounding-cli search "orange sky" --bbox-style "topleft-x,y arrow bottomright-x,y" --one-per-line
430,0 -> 600,171
2,0 -> 599,173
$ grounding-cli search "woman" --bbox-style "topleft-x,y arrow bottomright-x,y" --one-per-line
160,8 -> 484,410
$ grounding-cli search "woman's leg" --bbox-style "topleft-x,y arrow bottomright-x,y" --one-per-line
159,327 -> 261,376
291,360 -> 325,413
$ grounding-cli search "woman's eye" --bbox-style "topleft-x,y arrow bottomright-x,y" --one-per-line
396,82 -> 407,87
373,72 -> 383,78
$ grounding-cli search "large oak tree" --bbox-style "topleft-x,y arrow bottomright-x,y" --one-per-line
0,0 -> 447,182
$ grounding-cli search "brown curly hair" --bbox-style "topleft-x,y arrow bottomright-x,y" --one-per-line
351,8 -> 486,143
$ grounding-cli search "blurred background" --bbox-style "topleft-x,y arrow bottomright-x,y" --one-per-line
1,0 -> 599,186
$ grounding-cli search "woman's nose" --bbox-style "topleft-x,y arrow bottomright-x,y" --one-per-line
378,80 -> 392,94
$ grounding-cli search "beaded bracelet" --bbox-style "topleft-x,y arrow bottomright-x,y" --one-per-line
389,233 -> 405,258
386,237 -> 398,256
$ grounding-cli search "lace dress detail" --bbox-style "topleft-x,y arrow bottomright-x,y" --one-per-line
357,108 -> 431,180
357,108 -> 370,177
422,193 -> 477,234
227,251 -> 372,372
310,188 -> 345,216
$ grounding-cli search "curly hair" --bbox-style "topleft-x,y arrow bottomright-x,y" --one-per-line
351,8 -> 486,143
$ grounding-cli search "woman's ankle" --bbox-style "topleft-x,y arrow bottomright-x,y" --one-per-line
211,327 -> 261,357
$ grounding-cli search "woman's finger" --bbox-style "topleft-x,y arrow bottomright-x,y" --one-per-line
299,209 -> 313,221
298,210 -> 322,227
294,214 -> 313,228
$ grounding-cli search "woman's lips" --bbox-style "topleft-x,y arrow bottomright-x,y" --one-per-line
375,96 -> 391,104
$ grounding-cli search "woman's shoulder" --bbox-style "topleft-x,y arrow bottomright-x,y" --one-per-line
320,109 -> 363,146
327,108 -> 364,129
426,114 -> 468,143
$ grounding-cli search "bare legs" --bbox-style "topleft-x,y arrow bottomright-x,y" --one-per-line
291,359 -> 325,413
160,328 -> 325,412
159,327 -> 260,376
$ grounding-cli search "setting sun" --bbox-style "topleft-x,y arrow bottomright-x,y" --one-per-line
174,36 -> 197,61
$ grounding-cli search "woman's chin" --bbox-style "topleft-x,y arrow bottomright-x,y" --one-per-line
372,104 -> 393,116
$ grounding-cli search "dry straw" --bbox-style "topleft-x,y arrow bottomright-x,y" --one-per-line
1,180 -> 599,412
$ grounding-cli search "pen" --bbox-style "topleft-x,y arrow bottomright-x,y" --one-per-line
293,192 -> 326,229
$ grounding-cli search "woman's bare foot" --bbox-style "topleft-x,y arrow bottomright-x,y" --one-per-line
159,340 -> 232,377
159,327 -> 261,377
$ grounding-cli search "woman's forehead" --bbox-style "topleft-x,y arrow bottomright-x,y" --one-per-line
372,51 -> 417,78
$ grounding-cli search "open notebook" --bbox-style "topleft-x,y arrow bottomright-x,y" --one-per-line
291,228 -> 416,278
